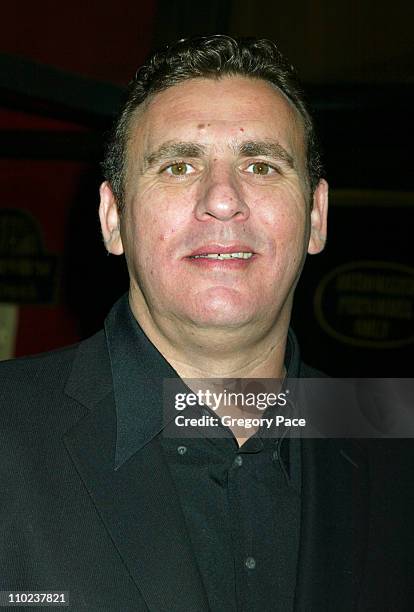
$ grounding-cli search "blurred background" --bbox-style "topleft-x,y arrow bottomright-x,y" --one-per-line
0,0 -> 412,375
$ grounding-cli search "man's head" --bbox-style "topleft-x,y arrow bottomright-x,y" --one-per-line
99,35 -> 328,349
102,35 -> 323,214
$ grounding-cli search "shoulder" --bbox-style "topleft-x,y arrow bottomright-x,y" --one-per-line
0,329 -> 106,372
0,329 -> 104,379
0,329 -> 107,418
0,341 -> 77,378
0,342 -> 78,405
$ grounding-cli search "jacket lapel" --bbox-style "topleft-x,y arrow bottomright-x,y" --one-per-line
294,437 -> 369,611
63,332 -> 209,612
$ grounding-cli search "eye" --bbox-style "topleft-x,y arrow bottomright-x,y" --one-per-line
165,162 -> 195,176
246,162 -> 277,176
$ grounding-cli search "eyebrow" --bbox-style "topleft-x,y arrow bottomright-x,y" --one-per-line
142,139 -> 295,170
238,140 -> 295,169
143,142 -> 207,169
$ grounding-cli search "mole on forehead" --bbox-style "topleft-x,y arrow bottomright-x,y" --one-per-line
183,120 -> 278,135
197,123 -> 244,132
196,122 -> 245,130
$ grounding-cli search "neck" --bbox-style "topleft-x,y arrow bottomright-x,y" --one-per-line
128,291 -> 291,380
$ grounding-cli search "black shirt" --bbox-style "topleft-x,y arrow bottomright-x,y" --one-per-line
105,294 -> 302,612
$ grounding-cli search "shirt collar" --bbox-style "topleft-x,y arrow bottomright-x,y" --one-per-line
105,292 -> 302,470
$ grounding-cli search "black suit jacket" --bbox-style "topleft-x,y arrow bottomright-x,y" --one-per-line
1,329 -> 413,611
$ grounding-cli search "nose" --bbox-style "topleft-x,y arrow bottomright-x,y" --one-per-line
194,167 -> 250,222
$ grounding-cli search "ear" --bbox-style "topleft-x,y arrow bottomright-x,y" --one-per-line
307,178 -> 329,255
98,181 -> 124,255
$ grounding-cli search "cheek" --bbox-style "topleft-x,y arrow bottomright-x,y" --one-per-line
255,193 -> 307,252
129,207 -> 186,284
156,224 -> 179,244
134,186 -> 191,242
130,204 -> 179,252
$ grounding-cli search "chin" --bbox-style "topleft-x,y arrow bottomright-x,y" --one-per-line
182,295 -> 257,329
192,314 -> 251,329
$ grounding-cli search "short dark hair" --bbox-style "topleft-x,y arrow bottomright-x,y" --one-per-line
102,35 -> 323,212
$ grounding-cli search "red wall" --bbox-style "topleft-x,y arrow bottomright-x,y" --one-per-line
1,0 -> 157,84
1,1 -> 157,358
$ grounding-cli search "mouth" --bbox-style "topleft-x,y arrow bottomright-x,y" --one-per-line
190,252 -> 253,260
185,245 -> 257,268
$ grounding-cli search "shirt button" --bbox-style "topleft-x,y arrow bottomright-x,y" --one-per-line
245,556 -> 256,570
177,445 -> 187,455
272,449 -> 278,461
233,455 -> 243,467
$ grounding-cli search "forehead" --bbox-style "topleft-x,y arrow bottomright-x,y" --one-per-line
128,76 -> 305,163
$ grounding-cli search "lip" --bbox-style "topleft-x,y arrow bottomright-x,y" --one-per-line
187,244 -> 256,257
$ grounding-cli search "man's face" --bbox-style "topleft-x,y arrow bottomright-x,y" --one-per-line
100,76 -> 328,333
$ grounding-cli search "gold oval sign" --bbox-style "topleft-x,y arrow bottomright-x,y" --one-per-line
314,260 -> 414,348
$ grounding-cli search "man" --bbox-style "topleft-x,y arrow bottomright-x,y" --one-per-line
1,36 -> 413,611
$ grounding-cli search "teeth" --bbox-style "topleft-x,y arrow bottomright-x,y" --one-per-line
192,252 -> 253,260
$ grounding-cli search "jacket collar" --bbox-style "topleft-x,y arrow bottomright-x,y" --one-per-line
104,293 -> 183,469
